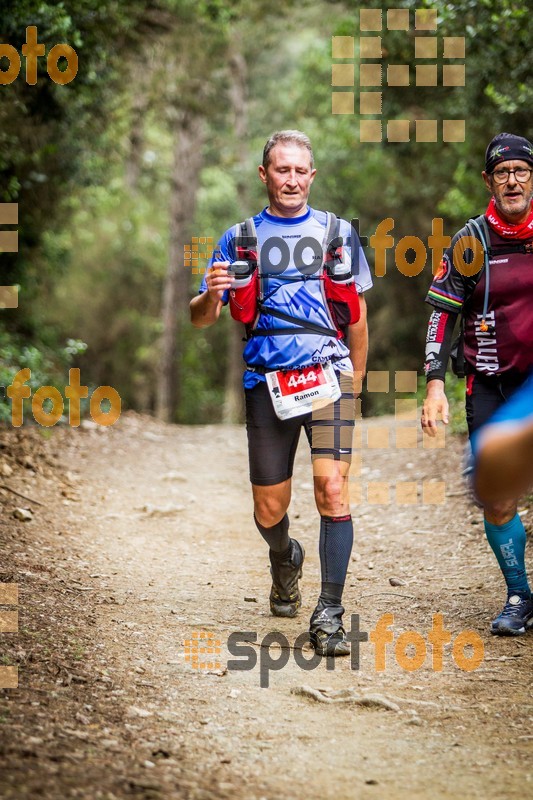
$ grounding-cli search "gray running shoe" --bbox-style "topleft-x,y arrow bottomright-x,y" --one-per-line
309,600 -> 350,656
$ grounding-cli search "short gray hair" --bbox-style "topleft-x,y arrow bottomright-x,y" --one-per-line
262,130 -> 314,169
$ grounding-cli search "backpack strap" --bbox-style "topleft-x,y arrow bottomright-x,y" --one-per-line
234,217 -> 257,244
324,211 -> 341,255
248,210 -> 343,339
466,214 -> 490,269
251,305 -> 337,337
450,214 -> 490,377
234,218 -> 258,261
460,214 -> 490,303
465,214 -> 491,326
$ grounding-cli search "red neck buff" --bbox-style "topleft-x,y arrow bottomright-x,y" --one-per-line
485,196 -> 533,239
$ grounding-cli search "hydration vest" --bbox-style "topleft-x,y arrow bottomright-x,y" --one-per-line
451,214 -> 533,376
228,212 -> 360,341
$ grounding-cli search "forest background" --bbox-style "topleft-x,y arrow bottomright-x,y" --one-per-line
0,0 -> 530,425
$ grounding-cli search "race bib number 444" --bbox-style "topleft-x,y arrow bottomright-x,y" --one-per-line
266,363 -> 341,420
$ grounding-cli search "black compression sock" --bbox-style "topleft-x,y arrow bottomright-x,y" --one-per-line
254,513 -> 290,554
319,583 -> 344,606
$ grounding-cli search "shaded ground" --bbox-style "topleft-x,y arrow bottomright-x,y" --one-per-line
0,412 -> 531,799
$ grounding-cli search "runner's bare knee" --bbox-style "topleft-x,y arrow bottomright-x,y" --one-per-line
253,482 -> 291,527
483,499 -> 518,526
314,473 -> 349,516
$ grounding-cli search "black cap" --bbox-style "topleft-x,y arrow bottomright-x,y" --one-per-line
485,132 -> 533,173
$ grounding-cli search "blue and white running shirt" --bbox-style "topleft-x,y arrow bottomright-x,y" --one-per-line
200,206 -> 373,388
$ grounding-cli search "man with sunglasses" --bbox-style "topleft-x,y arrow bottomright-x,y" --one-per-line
422,132 -> 533,636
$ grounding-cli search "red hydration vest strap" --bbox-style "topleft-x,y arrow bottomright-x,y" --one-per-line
228,212 -> 360,339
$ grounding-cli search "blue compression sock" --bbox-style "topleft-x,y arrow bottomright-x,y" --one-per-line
319,514 -> 354,604
484,514 -> 531,596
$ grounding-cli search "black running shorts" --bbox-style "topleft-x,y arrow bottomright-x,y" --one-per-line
465,371 -> 529,437
245,371 -> 356,486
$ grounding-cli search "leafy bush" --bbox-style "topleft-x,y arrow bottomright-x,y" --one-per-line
0,331 -> 87,425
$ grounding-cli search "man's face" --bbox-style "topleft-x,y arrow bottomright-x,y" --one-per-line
483,159 -> 533,221
258,143 -> 316,217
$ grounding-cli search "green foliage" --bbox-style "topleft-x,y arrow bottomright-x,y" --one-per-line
43,176 -> 167,412
444,374 -> 469,436
1,0 -> 532,423
0,329 -> 87,424
0,0 -> 155,337
179,317 -> 230,422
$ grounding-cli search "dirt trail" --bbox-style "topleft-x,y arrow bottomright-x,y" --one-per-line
0,412 -> 531,799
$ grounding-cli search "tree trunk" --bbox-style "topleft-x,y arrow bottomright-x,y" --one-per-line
156,109 -> 204,422
125,91 -> 147,192
223,46 -> 249,424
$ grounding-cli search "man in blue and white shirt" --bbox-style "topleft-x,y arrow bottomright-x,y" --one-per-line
191,130 -> 372,655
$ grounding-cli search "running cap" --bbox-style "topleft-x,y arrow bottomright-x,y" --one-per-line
485,132 -> 533,173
